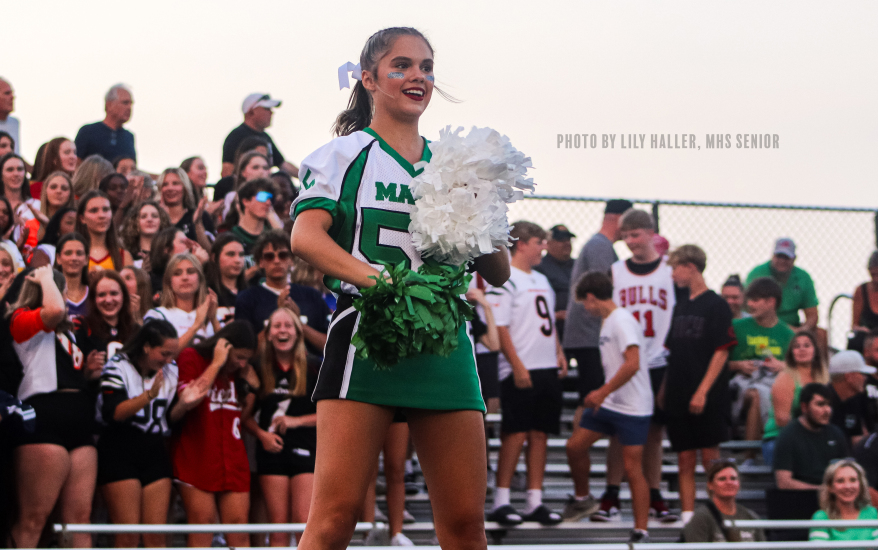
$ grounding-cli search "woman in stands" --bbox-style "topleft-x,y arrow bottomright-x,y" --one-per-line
157,168 -> 213,250
0,153 -> 38,244
30,207 -> 77,267
28,137 -> 77,200
76,270 -> 139,364
289,27 -> 509,549
25,171 -> 74,246
55,233 -> 91,319
762,331 -> 828,465
244,308 -> 318,546
76,190 -> 133,272
147,227 -> 209,297
810,459 -> 878,541
8,265 -> 101,548
121,200 -> 171,269
98,319 -> 179,548
71,154 -> 114,198
121,265 -> 153,319
144,252 -> 218,349
851,251 -> 878,338
171,321 -> 259,548
205,233 -> 246,327
681,459 -> 766,542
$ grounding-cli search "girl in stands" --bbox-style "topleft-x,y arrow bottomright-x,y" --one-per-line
148,227 -> 209,298
76,270 -> 139,365
8,265 -> 101,548
144,252 -> 218,349
75,190 -> 133,271
289,27 -> 509,549
121,200 -> 171,269
0,153 -> 38,245
121,265 -> 153,319
171,321 -> 259,548
244,308 -> 318,546
98,319 -> 179,548
157,168 -> 213,250
71,155 -> 114,198
55,233 -> 90,319
205,233 -> 246,327
25,171 -> 74,245
29,137 -> 77,199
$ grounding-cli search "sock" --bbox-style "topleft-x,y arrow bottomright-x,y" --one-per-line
633,529 -> 648,535
493,487 -> 511,510
681,510 -> 695,524
603,485 -> 620,500
650,488 -> 663,502
573,493 -> 591,501
524,489 -> 542,515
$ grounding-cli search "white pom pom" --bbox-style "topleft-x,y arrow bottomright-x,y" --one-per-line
409,126 -> 535,265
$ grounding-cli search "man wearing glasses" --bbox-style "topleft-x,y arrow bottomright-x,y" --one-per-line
221,93 -> 300,179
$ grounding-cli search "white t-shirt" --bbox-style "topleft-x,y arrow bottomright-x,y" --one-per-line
598,307 -> 653,416
0,116 -> 20,154
144,306 -> 214,346
12,199 -> 39,242
610,258 -> 676,369
494,266 -> 558,380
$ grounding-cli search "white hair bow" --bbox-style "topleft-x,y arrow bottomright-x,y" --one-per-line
338,62 -> 362,90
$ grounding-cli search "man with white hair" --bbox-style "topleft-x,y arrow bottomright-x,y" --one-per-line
220,93 -> 298,178
0,77 -> 19,154
74,83 -> 137,164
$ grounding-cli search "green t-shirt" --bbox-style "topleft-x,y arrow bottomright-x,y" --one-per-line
729,316 -> 796,362
810,506 -> 878,541
746,261 -> 819,327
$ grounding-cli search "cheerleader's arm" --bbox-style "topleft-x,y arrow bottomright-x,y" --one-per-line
472,248 -> 510,288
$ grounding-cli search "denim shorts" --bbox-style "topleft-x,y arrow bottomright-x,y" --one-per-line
579,407 -> 651,446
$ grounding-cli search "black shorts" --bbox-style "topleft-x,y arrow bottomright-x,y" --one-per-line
256,444 -> 316,477
499,368 -> 562,434
17,392 -> 95,451
665,408 -> 729,452
476,352 -> 500,400
650,367 -> 668,425
97,428 -> 172,486
566,347 -> 604,399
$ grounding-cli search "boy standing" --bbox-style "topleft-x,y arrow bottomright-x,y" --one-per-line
663,245 -> 737,524
488,221 -> 567,526
565,271 -> 653,543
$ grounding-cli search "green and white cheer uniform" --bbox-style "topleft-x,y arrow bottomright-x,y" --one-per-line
291,128 -> 485,412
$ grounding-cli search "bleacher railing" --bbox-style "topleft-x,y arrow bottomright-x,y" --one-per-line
509,195 -> 878,350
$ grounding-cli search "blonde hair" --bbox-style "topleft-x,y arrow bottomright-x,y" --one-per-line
160,253 -> 207,309
157,168 -> 196,210
72,155 -> 114,198
668,244 -> 707,273
259,308 -> 308,398
38,171 -> 74,239
820,459 -> 871,519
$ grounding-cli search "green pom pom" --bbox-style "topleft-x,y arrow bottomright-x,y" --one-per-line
351,262 -> 474,370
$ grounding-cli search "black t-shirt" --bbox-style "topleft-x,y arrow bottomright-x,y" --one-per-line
234,283 -> 331,356
214,284 -> 239,327
253,357 -> 320,453
828,384 -> 869,443
773,420 -> 849,485
624,257 -> 689,302
222,123 -> 285,167
664,290 -> 736,416
74,121 -> 136,162
74,322 -> 124,361
854,432 -> 878,490
213,176 -> 235,202
174,209 -> 216,241
534,255 -> 574,312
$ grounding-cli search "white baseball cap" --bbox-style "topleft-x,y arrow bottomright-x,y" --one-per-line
829,350 -> 876,375
242,93 -> 281,114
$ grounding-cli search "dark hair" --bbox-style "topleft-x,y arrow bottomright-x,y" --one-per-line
98,172 -> 128,193
509,220 -> 546,252
575,271 -> 614,301
34,137 -> 74,181
75,190 -> 125,270
0,131 -> 14,151
38,206 -> 77,246
253,229 -> 290,262
191,320 -> 257,359
180,156 -> 206,202
706,459 -> 739,484
112,156 -> 135,171
722,274 -> 744,289
149,226 -> 184,281
205,233 -> 246,293
55,232 -> 90,286
334,27 -> 457,137
270,170 -> 298,202
0,195 -> 13,235
120,200 -> 171,258
745,277 -> 783,311
0,153 -> 31,202
799,382 -> 832,409
83,270 -> 137,343
234,137 -> 271,167
221,177 -> 277,231
120,318 -> 178,365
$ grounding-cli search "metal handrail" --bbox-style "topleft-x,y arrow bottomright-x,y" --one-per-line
726,519 -> 878,529
828,293 -> 854,350
53,543 -> 878,549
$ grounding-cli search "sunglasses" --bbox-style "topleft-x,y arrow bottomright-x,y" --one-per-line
255,191 -> 274,203
262,251 -> 292,262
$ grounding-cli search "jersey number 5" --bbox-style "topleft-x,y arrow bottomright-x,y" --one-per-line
359,208 -> 419,270
631,310 -> 656,337
535,296 -> 554,336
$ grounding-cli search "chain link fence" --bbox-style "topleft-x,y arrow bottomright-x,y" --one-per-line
508,196 -> 878,350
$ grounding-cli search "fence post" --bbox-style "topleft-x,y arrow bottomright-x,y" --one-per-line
652,201 -> 661,234
874,210 -> 878,249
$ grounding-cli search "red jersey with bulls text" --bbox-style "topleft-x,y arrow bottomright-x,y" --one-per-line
611,258 -> 675,369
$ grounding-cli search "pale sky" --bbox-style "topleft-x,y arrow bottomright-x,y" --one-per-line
4,1 -> 876,207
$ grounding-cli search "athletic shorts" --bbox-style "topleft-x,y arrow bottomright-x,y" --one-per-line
256,445 -> 316,478
97,429 -> 172,486
566,347 -> 604,399
665,408 -> 729,452
649,367 -> 668,424
579,407 -> 651,446
16,392 -> 95,451
499,368 -> 562,434
476,352 -> 500,400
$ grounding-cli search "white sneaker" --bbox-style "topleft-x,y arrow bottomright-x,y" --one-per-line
390,532 -> 415,546
364,525 -> 390,546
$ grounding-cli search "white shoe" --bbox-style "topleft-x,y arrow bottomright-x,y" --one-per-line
390,532 -> 415,546
364,525 -> 390,546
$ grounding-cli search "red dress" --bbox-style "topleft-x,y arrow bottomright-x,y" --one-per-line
172,348 -> 249,492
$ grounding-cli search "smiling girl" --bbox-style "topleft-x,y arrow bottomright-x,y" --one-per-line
76,190 -> 133,272
810,459 -> 878,541
121,200 -> 172,269
289,27 -> 509,550
55,233 -> 91,319
76,270 -> 139,365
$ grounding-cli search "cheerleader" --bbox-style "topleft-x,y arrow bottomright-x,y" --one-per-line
289,27 -> 509,550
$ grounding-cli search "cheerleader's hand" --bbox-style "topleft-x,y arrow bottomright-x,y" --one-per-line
259,429 -> 284,453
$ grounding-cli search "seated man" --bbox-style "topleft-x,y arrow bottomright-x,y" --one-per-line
565,271 -> 652,543
746,238 -> 819,331
827,350 -> 874,448
774,383 -> 848,490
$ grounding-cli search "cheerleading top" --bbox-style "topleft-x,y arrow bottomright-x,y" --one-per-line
291,129 -> 484,412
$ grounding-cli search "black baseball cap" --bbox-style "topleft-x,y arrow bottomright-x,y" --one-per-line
605,199 -> 633,215
550,224 -> 576,240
